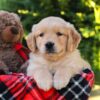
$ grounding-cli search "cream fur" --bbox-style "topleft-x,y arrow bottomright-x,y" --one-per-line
27,17 -> 91,91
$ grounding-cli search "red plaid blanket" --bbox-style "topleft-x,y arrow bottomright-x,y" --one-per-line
13,42 -> 30,61
0,69 -> 94,100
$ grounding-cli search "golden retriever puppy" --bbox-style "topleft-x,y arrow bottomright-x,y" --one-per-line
26,17 -> 91,91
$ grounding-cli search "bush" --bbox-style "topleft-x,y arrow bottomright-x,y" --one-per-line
0,0 -> 100,83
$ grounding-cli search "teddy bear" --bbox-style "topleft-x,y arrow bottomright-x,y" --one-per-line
0,60 -> 9,74
0,11 -> 29,73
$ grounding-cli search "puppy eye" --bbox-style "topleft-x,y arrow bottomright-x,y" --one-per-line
39,33 -> 44,37
56,32 -> 63,36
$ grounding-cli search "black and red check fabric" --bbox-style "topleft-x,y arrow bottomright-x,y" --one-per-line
0,43 -> 94,100
0,68 -> 94,100
13,43 -> 30,61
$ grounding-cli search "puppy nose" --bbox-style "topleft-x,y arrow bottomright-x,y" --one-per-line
45,42 -> 54,49
10,26 -> 19,35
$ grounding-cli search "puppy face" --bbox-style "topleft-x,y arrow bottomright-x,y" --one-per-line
27,17 -> 81,61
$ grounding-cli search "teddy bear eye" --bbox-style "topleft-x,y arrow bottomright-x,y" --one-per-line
56,32 -> 63,36
39,33 -> 44,37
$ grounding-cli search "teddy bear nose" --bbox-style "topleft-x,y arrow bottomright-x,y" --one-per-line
10,26 -> 19,35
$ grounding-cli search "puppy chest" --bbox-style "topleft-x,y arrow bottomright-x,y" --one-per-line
48,63 -> 59,74
0,49 -> 24,72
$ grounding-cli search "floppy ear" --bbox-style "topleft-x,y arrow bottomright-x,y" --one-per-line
19,30 -> 24,42
18,25 -> 24,42
26,33 -> 36,52
26,25 -> 37,52
67,27 -> 81,52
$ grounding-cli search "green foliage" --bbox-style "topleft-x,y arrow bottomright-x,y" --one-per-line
0,0 -> 100,83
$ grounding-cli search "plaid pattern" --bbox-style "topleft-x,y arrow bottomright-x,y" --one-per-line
0,69 -> 94,100
58,69 -> 94,100
13,43 -> 30,61
0,43 -> 29,75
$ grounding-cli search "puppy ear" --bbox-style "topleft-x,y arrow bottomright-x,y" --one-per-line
26,25 -> 37,52
18,24 -> 24,42
26,33 -> 36,52
67,27 -> 81,52
19,31 -> 24,42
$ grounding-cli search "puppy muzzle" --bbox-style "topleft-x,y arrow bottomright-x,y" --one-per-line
45,42 -> 55,53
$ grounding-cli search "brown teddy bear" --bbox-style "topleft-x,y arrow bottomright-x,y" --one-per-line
0,60 -> 9,74
0,11 -> 29,73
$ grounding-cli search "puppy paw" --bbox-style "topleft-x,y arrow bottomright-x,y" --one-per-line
37,75 -> 53,91
32,69 -> 53,91
53,71 -> 70,90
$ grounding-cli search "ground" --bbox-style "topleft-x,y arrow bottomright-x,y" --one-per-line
89,85 -> 100,100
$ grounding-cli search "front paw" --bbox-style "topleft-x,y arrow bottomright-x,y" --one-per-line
53,72 -> 70,90
32,69 -> 53,91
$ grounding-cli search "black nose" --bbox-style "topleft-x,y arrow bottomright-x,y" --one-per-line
10,27 -> 19,35
45,42 -> 54,52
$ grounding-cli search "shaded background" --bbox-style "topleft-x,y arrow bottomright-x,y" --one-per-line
0,0 -> 100,99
